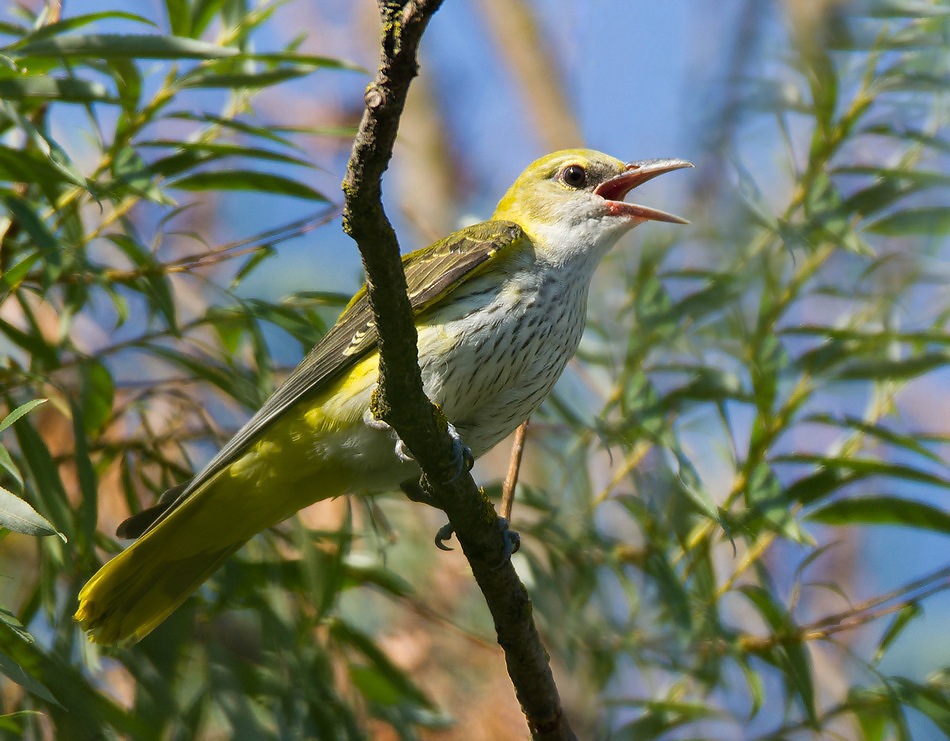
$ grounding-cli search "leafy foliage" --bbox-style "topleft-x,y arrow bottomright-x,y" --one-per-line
0,0 -> 948,739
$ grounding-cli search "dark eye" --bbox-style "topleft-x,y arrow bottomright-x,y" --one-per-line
560,164 -> 587,189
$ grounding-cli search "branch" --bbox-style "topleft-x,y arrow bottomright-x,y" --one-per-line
340,2 -> 574,738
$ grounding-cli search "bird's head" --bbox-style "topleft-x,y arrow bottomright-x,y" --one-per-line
492,149 -> 692,265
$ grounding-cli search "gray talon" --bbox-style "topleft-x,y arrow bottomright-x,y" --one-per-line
494,517 -> 521,569
435,522 -> 455,551
444,422 -> 474,483
363,408 -> 416,462
394,438 -> 414,463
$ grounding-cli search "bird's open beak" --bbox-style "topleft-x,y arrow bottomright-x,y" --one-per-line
595,158 -> 693,224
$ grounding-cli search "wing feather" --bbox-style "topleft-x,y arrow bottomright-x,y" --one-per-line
125,220 -> 525,537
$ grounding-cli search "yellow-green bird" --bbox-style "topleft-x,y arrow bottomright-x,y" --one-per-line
75,149 -> 692,644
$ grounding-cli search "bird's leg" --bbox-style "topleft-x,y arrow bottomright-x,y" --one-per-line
362,408 -> 414,462
434,516 -> 521,562
443,420 -> 475,483
362,406 -> 474,482
399,479 -> 458,551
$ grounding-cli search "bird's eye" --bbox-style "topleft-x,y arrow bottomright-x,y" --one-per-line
560,164 -> 587,189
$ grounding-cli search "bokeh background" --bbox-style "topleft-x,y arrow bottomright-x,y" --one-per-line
1,0 -> 948,738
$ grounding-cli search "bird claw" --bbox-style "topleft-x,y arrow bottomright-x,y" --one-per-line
495,517 -> 521,567
362,408 -> 416,463
433,517 -> 521,565
394,438 -> 414,463
435,522 -> 455,551
444,421 -> 474,484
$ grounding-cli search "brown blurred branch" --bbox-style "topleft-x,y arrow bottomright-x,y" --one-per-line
501,419 -> 528,520
341,1 -> 573,738
477,0 -> 582,150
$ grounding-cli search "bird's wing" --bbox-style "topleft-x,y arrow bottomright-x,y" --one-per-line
120,220 -> 526,538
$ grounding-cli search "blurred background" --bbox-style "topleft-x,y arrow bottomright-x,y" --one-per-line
0,0 -> 948,738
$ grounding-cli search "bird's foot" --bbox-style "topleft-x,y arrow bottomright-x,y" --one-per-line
362,408 -> 415,463
443,421 -> 475,483
435,522 -> 455,551
495,517 -> 522,566
433,517 -> 521,565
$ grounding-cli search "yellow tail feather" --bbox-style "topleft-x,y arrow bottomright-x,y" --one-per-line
75,464 -> 328,644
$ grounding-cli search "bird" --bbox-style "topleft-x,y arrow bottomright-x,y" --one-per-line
75,149 -> 692,644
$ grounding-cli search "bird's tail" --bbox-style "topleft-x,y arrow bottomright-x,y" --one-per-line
75,469 -> 305,645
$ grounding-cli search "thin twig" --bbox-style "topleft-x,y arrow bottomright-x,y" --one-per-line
501,420 -> 529,521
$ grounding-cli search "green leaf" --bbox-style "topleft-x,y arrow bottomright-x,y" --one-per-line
867,207 -> 950,236
803,413 -> 946,466
0,443 -> 23,491
837,352 -> 950,382
139,140 -> 312,168
69,397 -> 98,547
0,484 -> 62,538
245,51 -> 362,71
0,398 -> 46,433
890,677 -> 950,734
12,412 -> 72,537
107,56 -> 142,113
341,557 -> 413,597
191,0 -> 228,37
0,191 -> 59,256
739,586 -> 818,725
773,454 -> 950,491
18,12 -> 156,43
873,603 -> 922,665
106,234 -> 178,330
0,629 -> 147,734
0,251 -> 41,291
109,145 -> 167,202
0,76 -> 112,102
242,298 -> 327,346
642,549 -> 692,631
348,665 -> 404,707
180,66 -> 314,89
165,111 -> 302,149
0,606 -> 32,643
171,170 -> 328,201
165,0 -> 192,38
13,34 -> 239,60
145,344 -> 261,409
330,620 -> 433,710
0,646 -> 60,706
0,102 -> 89,195
833,165 -> 950,188
860,124 -> 950,154
613,699 -> 720,738
807,496 -> 950,535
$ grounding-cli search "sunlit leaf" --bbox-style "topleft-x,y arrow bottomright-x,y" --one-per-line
180,66 -> 314,89
13,34 -> 239,60
0,484 -> 63,538
171,170 -> 328,201
0,76 -> 113,102
0,398 -> 46,433
18,11 -> 156,42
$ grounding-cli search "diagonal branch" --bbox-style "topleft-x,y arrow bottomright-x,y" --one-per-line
340,1 -> 574,738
